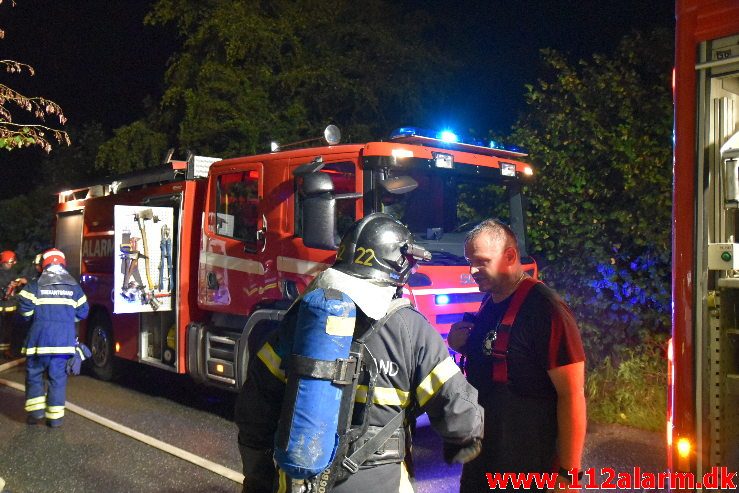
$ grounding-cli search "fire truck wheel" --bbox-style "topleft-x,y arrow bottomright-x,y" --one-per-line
88,313 -> 116,381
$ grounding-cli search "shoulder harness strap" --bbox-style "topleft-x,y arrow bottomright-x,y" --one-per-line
491,276 -> 540,383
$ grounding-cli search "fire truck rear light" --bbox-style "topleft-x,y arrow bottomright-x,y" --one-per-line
433,152 -> 454,169
501,162 -> 516,177
391,149 -> 414,159
677,437 -> 691,458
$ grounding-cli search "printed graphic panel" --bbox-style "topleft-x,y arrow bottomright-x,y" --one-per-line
113,205 -> 174,314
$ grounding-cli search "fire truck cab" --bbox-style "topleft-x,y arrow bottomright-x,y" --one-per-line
56,126 -> 535,390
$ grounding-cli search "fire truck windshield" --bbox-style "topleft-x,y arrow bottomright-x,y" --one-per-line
379,168 -> 515,266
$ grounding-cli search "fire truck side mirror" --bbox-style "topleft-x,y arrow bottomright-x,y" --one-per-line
301,172 -> 339,251
303,196 -> 338,250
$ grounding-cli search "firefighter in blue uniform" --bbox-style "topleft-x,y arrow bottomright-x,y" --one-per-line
18,248 -> 89,427
235,214 -> 484,493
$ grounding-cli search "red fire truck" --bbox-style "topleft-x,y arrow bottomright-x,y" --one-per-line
671,0 -> 739,483
55,126 -> 535,389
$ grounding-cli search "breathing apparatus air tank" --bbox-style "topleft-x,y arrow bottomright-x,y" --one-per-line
274,287 -> 357,479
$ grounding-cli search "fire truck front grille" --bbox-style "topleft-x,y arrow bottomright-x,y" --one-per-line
205,334 -> 237,385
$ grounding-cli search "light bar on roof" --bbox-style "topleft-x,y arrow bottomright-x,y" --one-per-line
389,127 -> 527,155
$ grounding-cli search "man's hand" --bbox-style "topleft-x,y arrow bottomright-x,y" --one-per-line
5,277 -> 27,298
443,437 -> 482,464
447,320 -> 474,353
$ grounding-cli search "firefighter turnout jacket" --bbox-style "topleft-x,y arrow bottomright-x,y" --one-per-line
18,266 -> 89,357
235,300 -> 484,493
0,268 -> 20,353
0,268 -> 20,309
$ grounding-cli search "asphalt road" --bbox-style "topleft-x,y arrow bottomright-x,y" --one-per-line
0,357 -> 666,493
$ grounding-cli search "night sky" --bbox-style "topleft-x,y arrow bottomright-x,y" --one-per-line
1,1 -> 674,194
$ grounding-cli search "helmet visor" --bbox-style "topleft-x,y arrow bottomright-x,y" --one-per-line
404,243 -> 431,263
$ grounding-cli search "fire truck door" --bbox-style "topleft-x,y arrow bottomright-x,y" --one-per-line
202,164 -> 268,309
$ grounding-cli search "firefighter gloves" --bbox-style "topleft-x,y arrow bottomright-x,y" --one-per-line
443,437 -> 482,465
66,343 -> 92,375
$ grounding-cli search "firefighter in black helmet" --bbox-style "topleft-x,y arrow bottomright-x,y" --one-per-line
331,212 -> 432,288
235,213 -> 484,493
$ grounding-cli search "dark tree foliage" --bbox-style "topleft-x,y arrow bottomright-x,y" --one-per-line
0,186 -> 55,259
511,30 -> 673,362
41,122 -> 109,187
96,0 -> 457,173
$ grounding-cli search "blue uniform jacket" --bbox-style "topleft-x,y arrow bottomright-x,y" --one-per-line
18,267 -> 89,356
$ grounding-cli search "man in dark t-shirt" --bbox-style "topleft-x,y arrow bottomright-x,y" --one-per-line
448,219 -> 586,492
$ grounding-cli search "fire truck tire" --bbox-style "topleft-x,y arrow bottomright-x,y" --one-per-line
87,313 -> 116,381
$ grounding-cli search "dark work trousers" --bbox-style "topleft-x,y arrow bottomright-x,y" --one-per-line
25,355 -> 69,426
0,308 -> 15,355
460,384 -> 557,492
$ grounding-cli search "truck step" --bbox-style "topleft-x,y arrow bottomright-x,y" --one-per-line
205,334 -> 237,385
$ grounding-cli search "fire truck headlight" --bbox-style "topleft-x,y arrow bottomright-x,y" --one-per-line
501,162 -> 516,177
677,437 -> 692,458
435,294 -> 450,305
432,152 -> 454,169
391,149 -> 414,159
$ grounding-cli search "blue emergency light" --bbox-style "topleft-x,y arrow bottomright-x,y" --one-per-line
390,127 -> 527,155
435,294 -> 451,305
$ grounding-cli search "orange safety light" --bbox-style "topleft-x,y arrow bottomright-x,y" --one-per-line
216,363 -> 224,374
115,342 -> 121,353
677,437 -> 692,459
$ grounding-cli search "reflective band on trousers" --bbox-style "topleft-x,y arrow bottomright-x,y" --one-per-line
25,395 -> 46,412
46,405 -> 65,420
